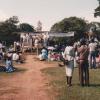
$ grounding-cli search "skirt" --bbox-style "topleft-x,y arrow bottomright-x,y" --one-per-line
65,60 -> 74,77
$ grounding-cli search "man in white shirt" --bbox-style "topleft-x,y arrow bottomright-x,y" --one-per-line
89,39 -> 97,69
34,38 -> 39,48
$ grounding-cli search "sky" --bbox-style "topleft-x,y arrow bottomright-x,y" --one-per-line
0,0 -> 100,30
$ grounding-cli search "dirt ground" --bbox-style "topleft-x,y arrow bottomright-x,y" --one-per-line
0,55 -> 57,100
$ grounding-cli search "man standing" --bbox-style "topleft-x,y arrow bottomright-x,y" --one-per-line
89,39 -> 97,69
78,39 -> 89,86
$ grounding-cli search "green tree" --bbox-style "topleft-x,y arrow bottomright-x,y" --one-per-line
94,0 -> 100,17
87,22 -> 100,40
5,16 -> 19,24
0,16 -> 36,45
19,23 -> 35,32
50,17 -> 88,40
0,16 -> 19,45
0,16 -> 19,34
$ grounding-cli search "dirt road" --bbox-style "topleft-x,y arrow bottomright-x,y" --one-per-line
0,55 -> 55,100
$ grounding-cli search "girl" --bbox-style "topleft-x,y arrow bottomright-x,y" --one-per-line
5,57 -> 15,73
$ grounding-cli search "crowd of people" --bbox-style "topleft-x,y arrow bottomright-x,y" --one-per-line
0,41 -> 25,73
0,34 -> 100,87
20,33 -> 49,51
63,38 -> 100,87
37,37 -> 100,87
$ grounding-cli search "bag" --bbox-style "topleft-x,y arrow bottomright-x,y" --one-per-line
64,60 -> 69,65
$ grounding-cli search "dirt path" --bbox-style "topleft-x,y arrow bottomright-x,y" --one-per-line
0,55 -> 55,100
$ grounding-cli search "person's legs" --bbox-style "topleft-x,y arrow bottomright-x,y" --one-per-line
68,61 -> 74,87
90,52 -> 93,68
79,65 -> 80,81
86,68 -> 89,86
92,52 -> 96,69
79,61 -> 84,86
65,61 -> 73,87
86,61 -> 89,86
65,66 -> 69,85
68,76 -> 72,86
66,76 -> 72,87
84,61 -> 89,86
66,76 -> 69,85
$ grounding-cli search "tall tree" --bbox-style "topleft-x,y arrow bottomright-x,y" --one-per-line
5,16 -> 19,24
86,22 -> 100,40
19,23 -> 35,32
0,16 -> 19,45
0,16 -> 19,34
0,16 -> 36,45
50,17 -> 88,40
94,0 -> 100,17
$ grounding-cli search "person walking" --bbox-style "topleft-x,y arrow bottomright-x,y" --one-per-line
77,39 -> 89,86
63,41 -> 75,87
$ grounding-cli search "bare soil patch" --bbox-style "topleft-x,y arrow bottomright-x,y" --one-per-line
0,55 -> 58,100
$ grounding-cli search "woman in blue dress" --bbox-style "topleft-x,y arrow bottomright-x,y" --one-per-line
39,47 -> 48,60
5,57 -> 15,73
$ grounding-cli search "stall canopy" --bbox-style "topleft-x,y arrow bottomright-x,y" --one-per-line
20,31 -> 75,38
48,32 -> 75,37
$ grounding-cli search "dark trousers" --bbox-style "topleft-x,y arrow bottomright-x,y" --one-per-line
90,51 -> 96,69
79,60 -> 89,86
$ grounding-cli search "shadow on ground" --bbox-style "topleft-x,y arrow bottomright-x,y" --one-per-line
89,84 -> 100,87
0,66 -> 27,75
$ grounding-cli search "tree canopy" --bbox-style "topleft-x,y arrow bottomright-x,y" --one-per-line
94,0 -> 100,17
0,16 -> 35,45
50,17 -> 88,40
19,23 -> 35,32
89,22 -> 100,39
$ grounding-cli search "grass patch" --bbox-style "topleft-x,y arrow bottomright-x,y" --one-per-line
41,67 -> 100,100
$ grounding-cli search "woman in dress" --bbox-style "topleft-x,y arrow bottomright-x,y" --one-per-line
39,47 -> 48,61
5,57 -> 15,73
63,41 -> 75,87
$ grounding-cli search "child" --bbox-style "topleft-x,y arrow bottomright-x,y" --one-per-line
5,57 -> 15,73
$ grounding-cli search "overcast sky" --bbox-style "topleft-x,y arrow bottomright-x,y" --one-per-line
0,0 -> 100,30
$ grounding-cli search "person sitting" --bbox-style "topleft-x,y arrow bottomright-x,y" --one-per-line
7,51 -> 13,59
8,45 -> 14,52
5,57 -> 15,73
18,52 -> 25,63
12,52 -> 19,63
50,52 -> 60,61
39,47 -> 48,61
